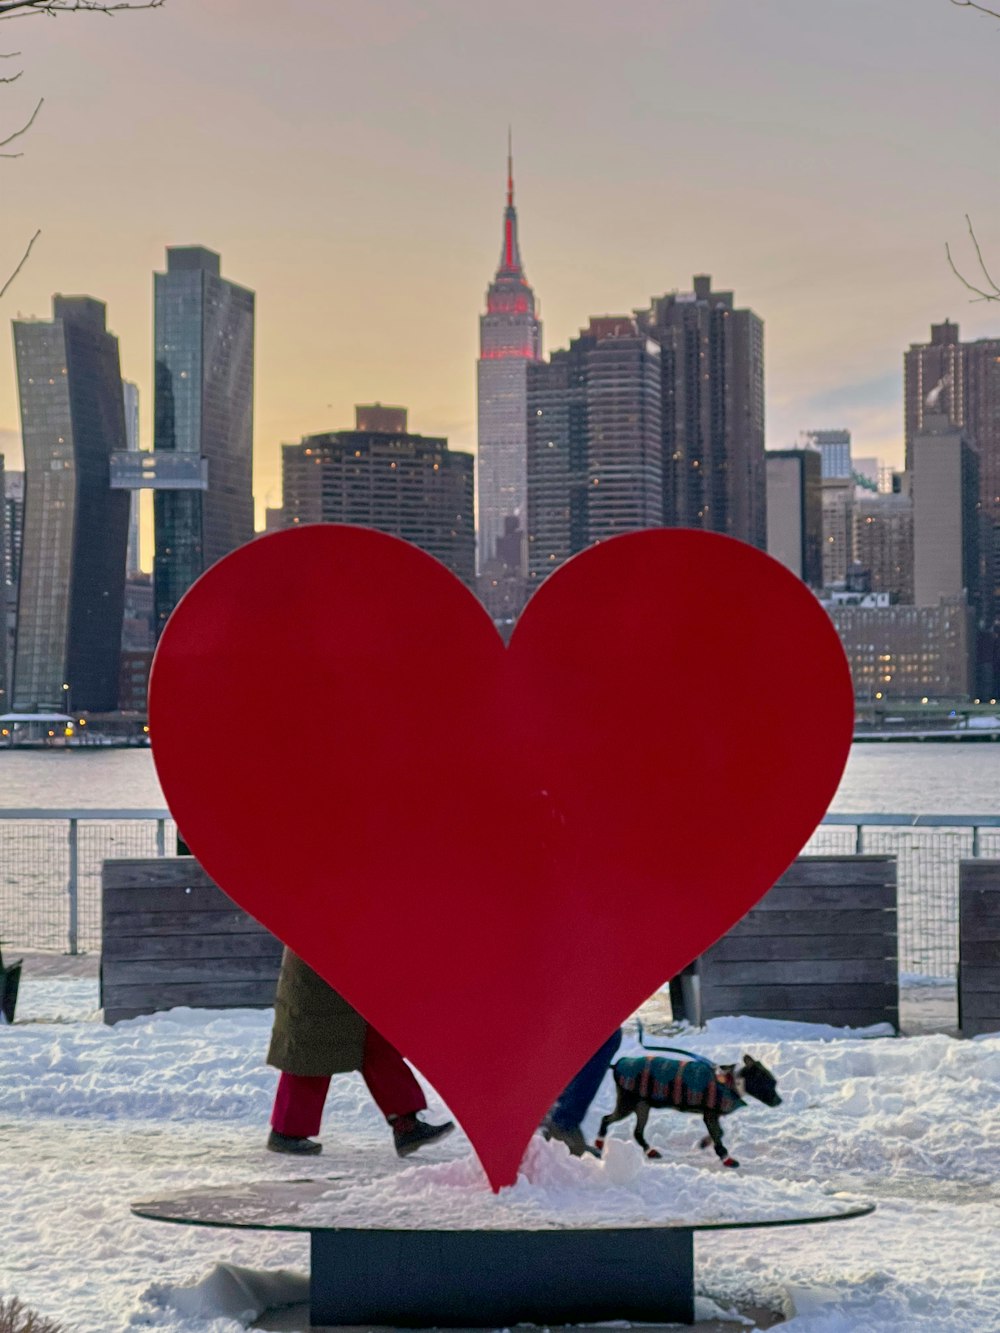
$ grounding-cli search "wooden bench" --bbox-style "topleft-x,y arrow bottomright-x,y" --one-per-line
959,860 -> 1000,1037
698,855 -> 898,1030
101,858 -> 283,1025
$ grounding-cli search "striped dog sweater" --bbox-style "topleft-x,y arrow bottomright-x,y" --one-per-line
613,1055 -> 745,1115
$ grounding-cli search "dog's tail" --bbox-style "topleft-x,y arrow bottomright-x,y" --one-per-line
635,1018 -> 715,1068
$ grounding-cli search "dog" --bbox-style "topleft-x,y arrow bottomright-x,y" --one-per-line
595,1052 -> 781,1168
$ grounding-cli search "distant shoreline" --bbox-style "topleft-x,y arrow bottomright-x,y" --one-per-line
854,731 -> 1000,743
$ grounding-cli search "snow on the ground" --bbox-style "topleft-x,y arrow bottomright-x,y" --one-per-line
2,979 -> 1000,1332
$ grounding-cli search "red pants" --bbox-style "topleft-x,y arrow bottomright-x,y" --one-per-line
270,1026 -> 426,1138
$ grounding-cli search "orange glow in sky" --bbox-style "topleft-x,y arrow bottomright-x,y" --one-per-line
3,0 -> 1000,567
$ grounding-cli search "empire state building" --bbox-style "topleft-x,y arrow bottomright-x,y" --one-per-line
476,140 -> 542,587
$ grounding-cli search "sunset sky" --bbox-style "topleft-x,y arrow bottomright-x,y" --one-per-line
2,0 -> 1000,558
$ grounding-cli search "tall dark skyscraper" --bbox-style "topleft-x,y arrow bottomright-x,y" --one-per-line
905,320 -> 1000,685
0,455 -> 6,708
639,275 -> 766,548
3,467 -> 24,592
11,297 -> 130,711
476,140 -> 542,581
2,467 -> 23,705
281,405 -> 475,587
122,379 -> 141,576
526,317 -> 663,586
153,246 -> 254,634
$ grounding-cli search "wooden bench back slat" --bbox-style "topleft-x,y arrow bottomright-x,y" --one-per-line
699,855 -> 898,1030
959,863 -> 1000,1036
100,858 -> 282,1024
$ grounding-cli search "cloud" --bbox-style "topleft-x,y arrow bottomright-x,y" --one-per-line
802,372 -> 901,419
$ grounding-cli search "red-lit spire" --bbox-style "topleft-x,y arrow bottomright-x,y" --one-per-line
481,130 -> 539,341
507,125 -> 514,209
499,128 -> 523,277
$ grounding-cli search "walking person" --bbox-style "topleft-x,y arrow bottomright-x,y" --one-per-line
543,1028 -> 623,1155
266,948 -> 454,1158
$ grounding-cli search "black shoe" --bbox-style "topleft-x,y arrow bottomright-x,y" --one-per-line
267,1129 -> 322,1155
542,1119 -> 597,1158
392,1114 -> 455,1158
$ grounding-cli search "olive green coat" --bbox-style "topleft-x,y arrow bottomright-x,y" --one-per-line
266,948 -> 367,1077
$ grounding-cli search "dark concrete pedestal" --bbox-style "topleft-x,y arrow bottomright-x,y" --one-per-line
310,1226 -> 694,1327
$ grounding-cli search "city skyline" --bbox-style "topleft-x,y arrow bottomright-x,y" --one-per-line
4,0 -> 1000,557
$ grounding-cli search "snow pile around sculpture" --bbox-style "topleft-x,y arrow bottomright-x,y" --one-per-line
299,1133 -> 858,1229
3,978 -> 1000,1332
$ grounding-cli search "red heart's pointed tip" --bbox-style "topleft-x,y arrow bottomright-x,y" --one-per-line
460,1117 -> 538,1194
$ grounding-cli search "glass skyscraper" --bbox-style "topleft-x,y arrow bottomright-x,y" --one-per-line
153,246 -> 254,634
122,379 -> 141,576
800,428 -> 852,481
12,296 -> 130,711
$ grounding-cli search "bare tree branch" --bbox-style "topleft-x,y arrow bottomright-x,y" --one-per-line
947,215 -> 1000,302
0,226 -> 40,301
0,0 -> 163,16
0,0 -> 160,303
0,93 -> 40,154
951,0 -> 1000,18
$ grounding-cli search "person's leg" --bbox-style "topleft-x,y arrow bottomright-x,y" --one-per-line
549,1029 -> 623,1132
361,1026 -> 455,1157
361,1026 -> 426,1118
271,1072 -> 330,1138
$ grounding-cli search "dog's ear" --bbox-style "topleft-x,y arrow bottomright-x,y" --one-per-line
743,1053 -> 754,1067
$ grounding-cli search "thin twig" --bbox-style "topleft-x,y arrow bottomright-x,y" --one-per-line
0,67 -> 21,82
965,213 -> 1000,295
0,227 -> 40,302
0,93 -> 41,154
951,0 -> 1000,16
946,216 -> 1000,302
0,0 -> 163,16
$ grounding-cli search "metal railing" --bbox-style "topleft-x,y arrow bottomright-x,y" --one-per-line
0,808 -> 172,954
2,808 -> 999,978
808,814 -> 1000,981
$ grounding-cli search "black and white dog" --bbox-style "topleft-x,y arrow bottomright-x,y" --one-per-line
595,1052 -> 781,1168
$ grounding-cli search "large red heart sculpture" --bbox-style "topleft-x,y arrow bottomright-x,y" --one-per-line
149,526 -> 853,1190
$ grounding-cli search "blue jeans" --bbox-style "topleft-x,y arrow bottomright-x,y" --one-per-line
549,1029 -> 623,1131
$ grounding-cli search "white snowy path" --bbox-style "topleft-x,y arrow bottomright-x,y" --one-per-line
2,982 -> 1000,1332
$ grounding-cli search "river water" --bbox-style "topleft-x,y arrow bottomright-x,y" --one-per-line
0,742 -> 997,814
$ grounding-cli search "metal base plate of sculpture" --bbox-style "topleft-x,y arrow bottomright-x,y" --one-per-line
132,1180 -> 875,1327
